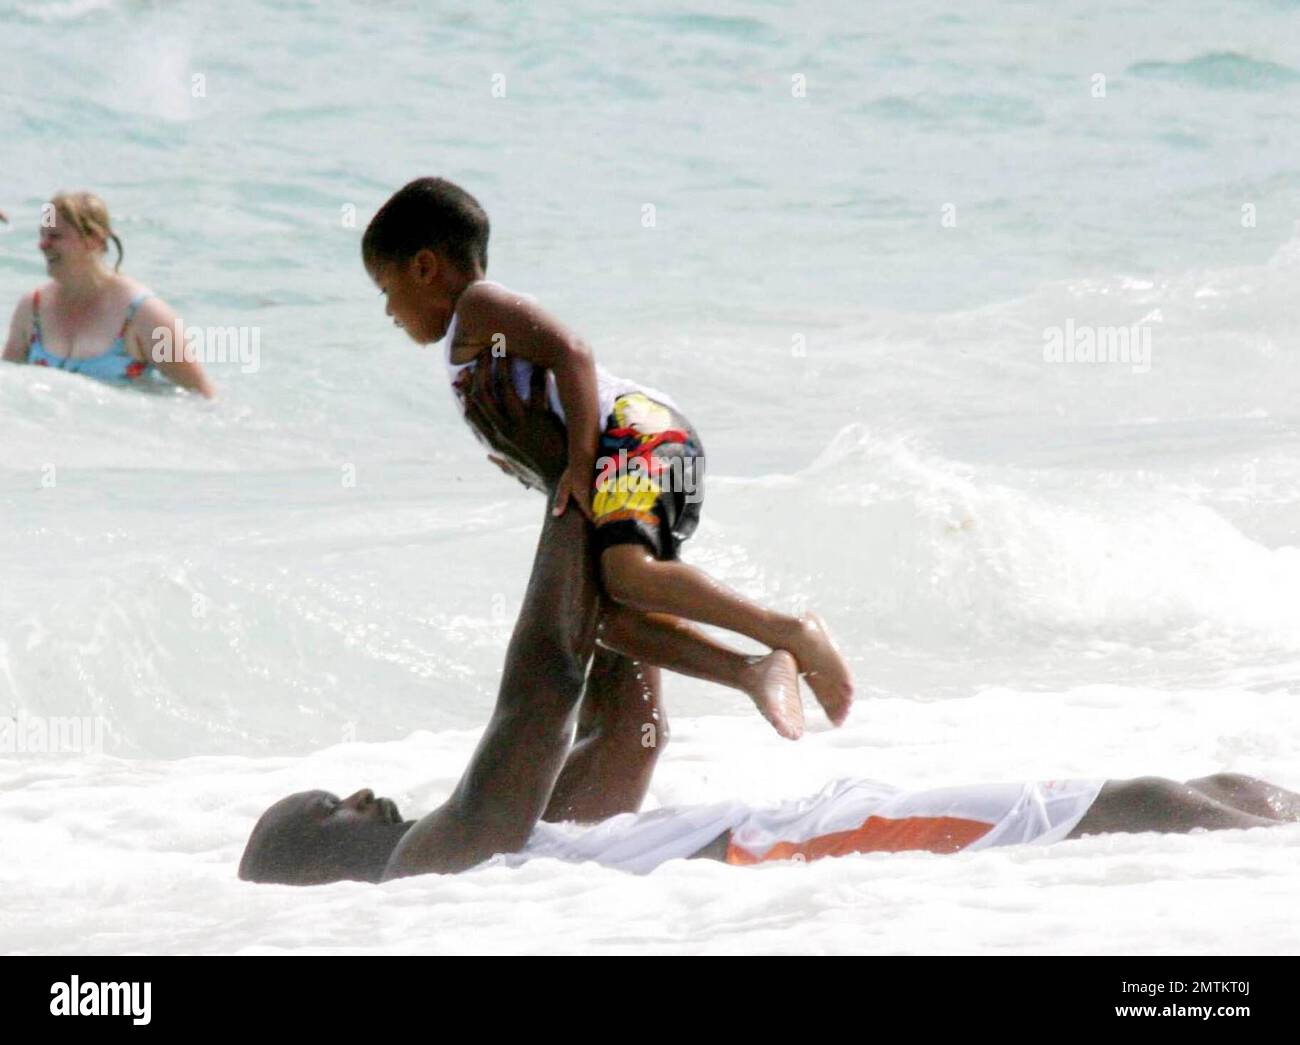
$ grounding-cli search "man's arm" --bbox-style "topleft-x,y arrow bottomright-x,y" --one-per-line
462,354 -> 669,825
461,352 -> 566,493
382,497 -> 601,878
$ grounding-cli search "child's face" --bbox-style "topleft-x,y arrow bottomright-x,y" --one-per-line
367,251 -> 448,345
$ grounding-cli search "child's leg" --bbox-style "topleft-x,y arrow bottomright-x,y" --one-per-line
598,602 -> 804,740
601,544 -> 854,725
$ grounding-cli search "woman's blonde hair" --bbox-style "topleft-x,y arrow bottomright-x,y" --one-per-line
49,191 -> 124,272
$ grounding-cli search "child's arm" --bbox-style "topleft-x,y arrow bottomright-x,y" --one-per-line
455,281 -> 600,517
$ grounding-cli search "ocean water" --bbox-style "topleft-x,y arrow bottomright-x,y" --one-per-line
2,0 -> 1299,954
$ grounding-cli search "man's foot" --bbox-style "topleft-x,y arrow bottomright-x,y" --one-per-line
740,650 -> 804,740
788,613 -> 854,726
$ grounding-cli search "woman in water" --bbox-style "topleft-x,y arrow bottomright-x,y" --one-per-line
2,192 -> 214,396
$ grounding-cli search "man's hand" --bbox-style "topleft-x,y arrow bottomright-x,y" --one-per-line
460,353 -> 567,493
486,452 -> 533,489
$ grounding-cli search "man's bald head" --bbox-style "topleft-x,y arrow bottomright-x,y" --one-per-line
239,789 -> 413,885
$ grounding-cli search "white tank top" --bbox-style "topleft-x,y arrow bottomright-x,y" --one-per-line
443,281 -> 677,425
517,777 -> 1105,875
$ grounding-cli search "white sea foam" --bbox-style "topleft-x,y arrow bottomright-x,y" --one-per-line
2,693 -> 1297,955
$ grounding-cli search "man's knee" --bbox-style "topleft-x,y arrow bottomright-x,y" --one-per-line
595,599 -> 634,648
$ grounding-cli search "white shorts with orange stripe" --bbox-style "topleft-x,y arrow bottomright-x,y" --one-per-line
522,778 -> 1104,875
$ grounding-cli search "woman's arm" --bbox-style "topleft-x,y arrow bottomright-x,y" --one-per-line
2,294 -> 33,363
129,297 -> 216,398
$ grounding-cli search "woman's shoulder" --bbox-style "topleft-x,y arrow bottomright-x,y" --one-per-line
33,277 -> 149,315
112,276 -> 154,305
116,280 -> 169,327
24,282 -> 55,306
9,285 -> 44,324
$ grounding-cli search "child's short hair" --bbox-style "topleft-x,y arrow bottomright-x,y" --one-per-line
362,177 -> 489,275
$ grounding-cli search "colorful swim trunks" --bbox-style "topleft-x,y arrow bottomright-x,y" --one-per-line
590,392 -> 705,561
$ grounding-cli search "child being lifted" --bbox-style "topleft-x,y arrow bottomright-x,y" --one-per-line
363,177 -> 853,739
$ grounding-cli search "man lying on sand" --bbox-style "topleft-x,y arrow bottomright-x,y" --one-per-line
239,356 -> 1300,883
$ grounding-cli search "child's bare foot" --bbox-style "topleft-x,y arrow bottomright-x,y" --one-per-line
788,613 -> 853,726
740,650 -> 804,740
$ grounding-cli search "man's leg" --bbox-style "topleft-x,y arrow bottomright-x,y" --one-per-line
543,647 -> 667,823
1069,777 -> 1279,838
1185,773 -> 1300,821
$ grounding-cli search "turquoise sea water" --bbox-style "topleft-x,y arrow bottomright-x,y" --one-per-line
2,1 -> 1300,757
